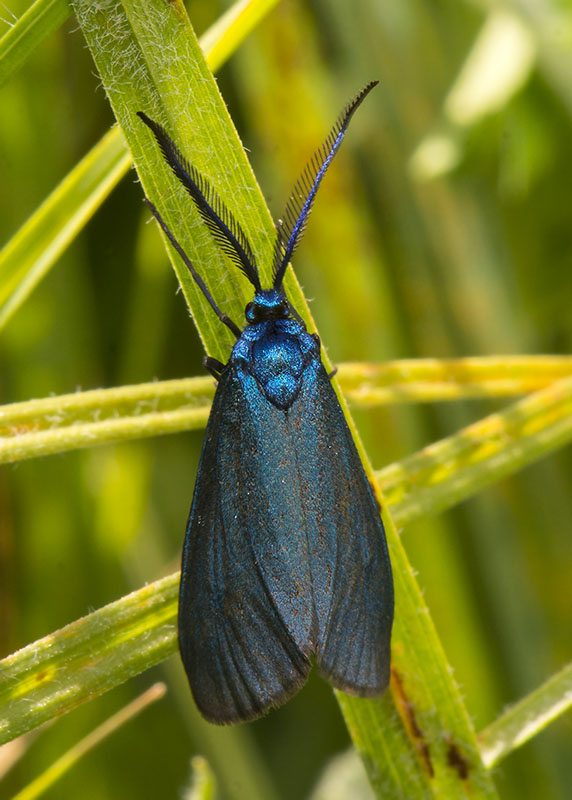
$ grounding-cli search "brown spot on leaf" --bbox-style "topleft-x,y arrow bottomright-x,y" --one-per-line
447,740 -> 471,780
391,667 -> 434,778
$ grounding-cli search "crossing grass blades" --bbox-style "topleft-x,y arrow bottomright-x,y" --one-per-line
137,81 -> 394,724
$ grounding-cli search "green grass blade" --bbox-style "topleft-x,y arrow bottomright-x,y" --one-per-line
0,0 -> 280,331
0,376 -> 214,463
0,575 -> 179,745
0,127 -> 131,328
478,661 -> 572,768
340,356 -> 572,405
383,374 -> 572,526
0,0 -> 70,87
12,684 -> 166,800
200,0 -> 278,70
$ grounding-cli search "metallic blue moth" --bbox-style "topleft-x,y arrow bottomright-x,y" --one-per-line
137,81 -> 393,724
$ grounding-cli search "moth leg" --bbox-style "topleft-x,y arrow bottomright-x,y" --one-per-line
204,356 -> 226,380
311,332 -> 336,378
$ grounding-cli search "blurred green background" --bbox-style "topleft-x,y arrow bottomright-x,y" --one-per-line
1,0 -> 571,798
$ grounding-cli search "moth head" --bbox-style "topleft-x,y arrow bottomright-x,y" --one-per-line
245,290 -> 289,324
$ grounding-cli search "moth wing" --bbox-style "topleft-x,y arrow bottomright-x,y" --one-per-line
220,358 -> 394,697
290,363 -> 394,695
179,357 -> 393,723
178,366 -> 311,725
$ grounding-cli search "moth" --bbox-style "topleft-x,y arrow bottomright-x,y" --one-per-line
138,81 -> 393,724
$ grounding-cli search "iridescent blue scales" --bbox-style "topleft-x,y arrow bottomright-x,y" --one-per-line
137,81 -> 394,724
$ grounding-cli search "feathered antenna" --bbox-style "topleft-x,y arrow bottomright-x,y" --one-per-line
272,81 -> 378,289
137,112 -> 261,292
